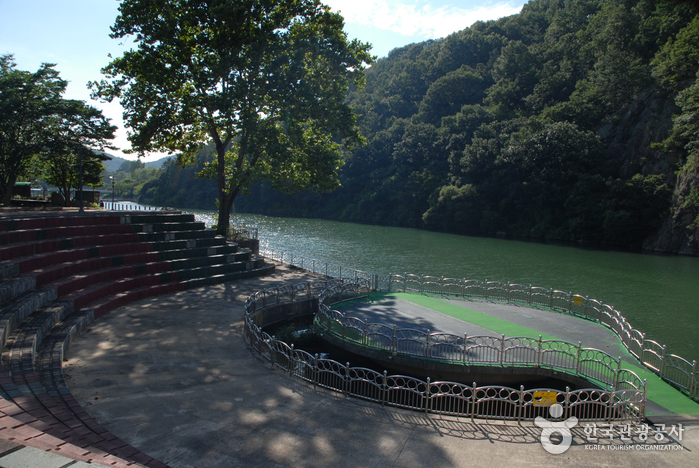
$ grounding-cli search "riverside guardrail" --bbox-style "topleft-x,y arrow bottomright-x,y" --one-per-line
259,245 -> 698,402
229,223 -> 258,240
101,201 -> 161,211
244,280 -> 646,423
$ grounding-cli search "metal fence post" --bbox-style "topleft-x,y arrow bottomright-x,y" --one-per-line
382,370 -> 388,406
537,335 -> 542,367
500,334 -> 505,365
270,339 -> 276,369
507,283 -> 511,303
660,345 -> 666,375
607,385 -> 615,423
289,344 -> 294,375
568,292 -> 573,313
518,385 -> 525,422
528,284 -> 532,305
463,333 -> 468,364
471,382 -> 477,421
615,357 -> 622,390
344,362 -> 350,396
691,361 -> 697,397
425,377 -> 431,414
392,325 -> 397,353
549,289 -> 553,309
575,342 -> 582,374
314,353 -> 319,388
564,386 -> 571,420
425,331 -> 430,358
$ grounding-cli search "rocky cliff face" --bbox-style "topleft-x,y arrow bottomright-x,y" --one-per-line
599,86 -> 699,256
644,155 -> 699,255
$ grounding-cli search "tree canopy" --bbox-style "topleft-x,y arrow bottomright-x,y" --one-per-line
38,99 -> 115,205
92,0 -> 373,234
0,55 -> 115,205
1,55 -> 64,204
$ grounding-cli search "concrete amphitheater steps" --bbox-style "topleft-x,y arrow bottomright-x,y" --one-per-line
0,210 -> 274,467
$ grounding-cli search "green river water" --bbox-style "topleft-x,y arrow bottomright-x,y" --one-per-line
192,211 -> 699,364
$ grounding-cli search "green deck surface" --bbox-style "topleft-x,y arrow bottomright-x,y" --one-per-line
380,292 -> 699,417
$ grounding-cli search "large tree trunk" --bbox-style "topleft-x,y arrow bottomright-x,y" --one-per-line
217,186 -> 242,236
62,185 -> 70,207
3,175 -> 16,206
215,141 -> 229,236
217,191 -> 234,236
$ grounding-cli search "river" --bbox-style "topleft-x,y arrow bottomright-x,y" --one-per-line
178,209 -> 699,364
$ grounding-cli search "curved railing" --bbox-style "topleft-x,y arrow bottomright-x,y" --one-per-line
316,282 -> 646,394
260,245 -> 698,401
243,280 -> 646,423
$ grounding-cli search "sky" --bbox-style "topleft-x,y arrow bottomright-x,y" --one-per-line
0,0 -> 527,161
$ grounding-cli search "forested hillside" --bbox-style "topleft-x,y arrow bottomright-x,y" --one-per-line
139,150 -> 218,210
157,0 -> 699,254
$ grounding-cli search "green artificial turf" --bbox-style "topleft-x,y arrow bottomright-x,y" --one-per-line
383,292 -> 699,417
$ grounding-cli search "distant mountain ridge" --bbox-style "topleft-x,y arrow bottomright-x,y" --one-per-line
102,154 -> 174,172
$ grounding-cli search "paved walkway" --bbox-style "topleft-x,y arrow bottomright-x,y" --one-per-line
11,263 -> 694,468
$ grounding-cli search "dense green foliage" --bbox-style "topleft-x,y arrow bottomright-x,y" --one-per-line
93,0 -> 372,234
103,159 -> 163,201
137,148 -> 219,210
231,0 -> 699,249
0,55 -> 114,205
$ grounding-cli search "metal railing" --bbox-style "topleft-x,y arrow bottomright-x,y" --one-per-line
259,247 -> 698,402
261,244 -> 371,286
316,282 -> 646,394
243,280 -> 646,423
101,201 -> 161,211
230,223 -> 259,240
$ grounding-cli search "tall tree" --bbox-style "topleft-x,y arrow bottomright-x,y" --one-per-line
0,55 -> 115,205
39,99 -> 115,205
0,55 -> 64,204
92,0 -> 373,235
